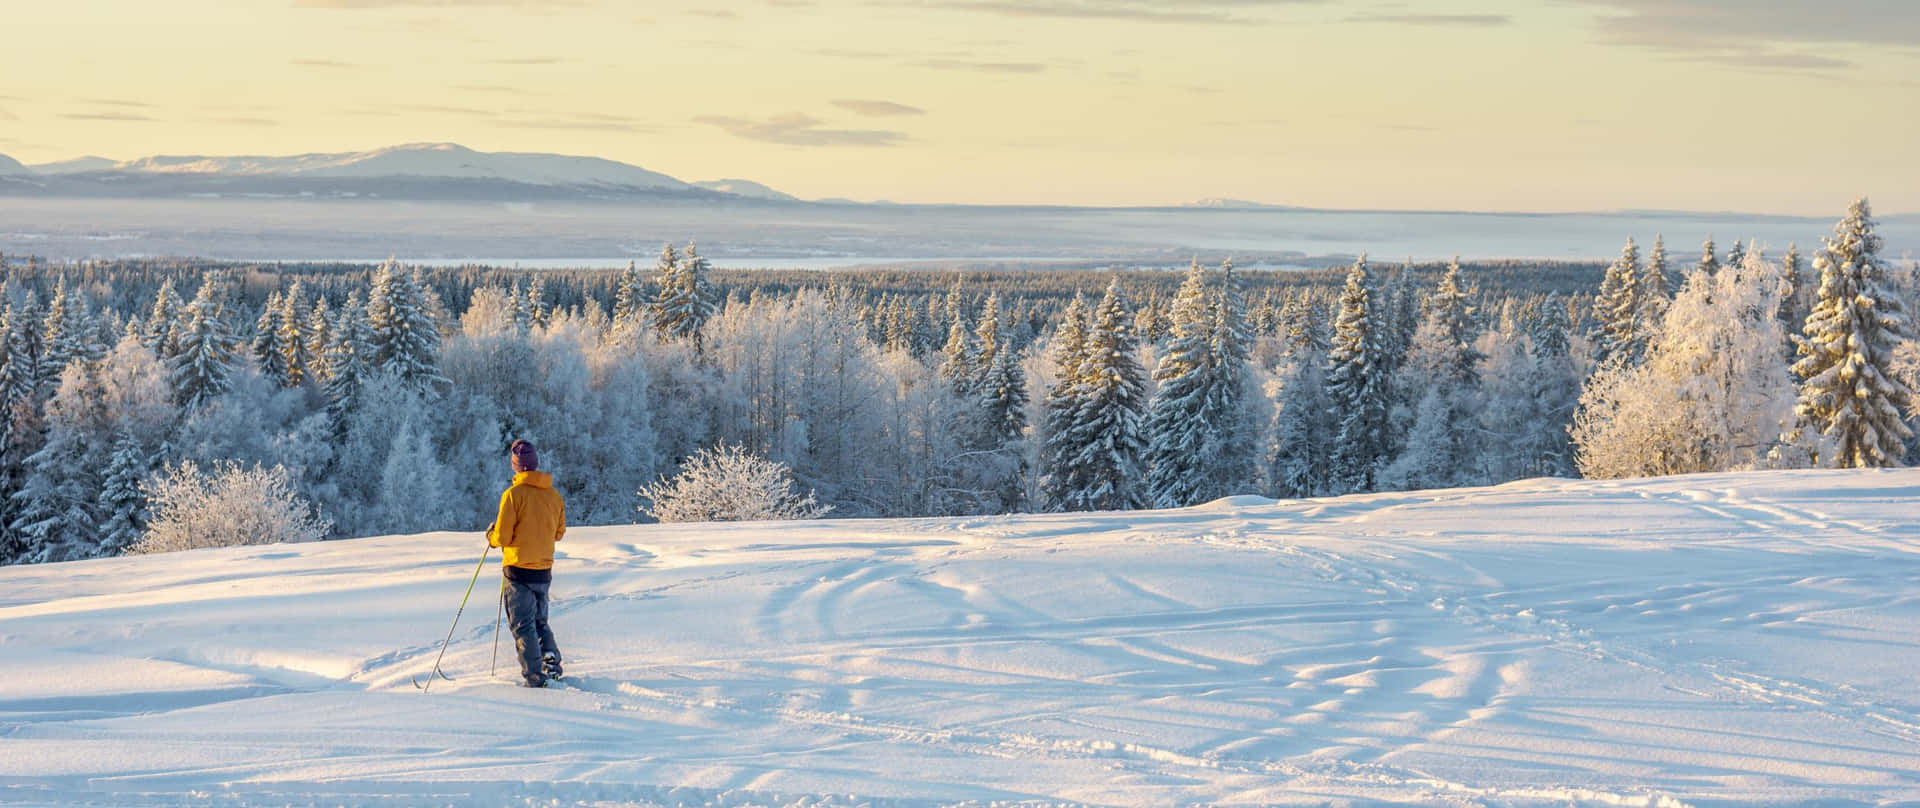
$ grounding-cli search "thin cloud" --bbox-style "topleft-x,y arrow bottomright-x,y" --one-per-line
831,99 -> 927,117
295,0 -> 582,7
695,112 -> 908,147
60,112 -> 158,122
78,98 -> 155,108
203,116 -> 281,127
913,58 -> 1048,73
1344,13 -> 1511,26
907,0 -> 1322,24
686,8 -> 738,18
484,57 -> 568,65
1570,0 -> 1920,72
292,58 -> 358,68
498,117 -> 660,133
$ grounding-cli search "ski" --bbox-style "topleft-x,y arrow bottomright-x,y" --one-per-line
412,667 -> 455,690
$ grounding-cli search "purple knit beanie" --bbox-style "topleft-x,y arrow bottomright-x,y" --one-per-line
510,439 -> 538,472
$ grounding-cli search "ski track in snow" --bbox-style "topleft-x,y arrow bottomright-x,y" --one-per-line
1,469 -> 1917,807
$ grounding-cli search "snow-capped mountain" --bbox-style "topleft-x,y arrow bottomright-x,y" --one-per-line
108,143 -> 691,189
25,156 -> 117,175
0,143 -> 788,202
693,178 -> 798,202
0,153 -> 28,176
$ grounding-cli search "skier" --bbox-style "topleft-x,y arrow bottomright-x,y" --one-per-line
487,439 -> 567,687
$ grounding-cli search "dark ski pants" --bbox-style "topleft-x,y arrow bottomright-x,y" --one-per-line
504,577 -> 559,684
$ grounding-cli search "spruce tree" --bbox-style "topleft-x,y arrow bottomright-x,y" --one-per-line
612,259 -> 646,330
651,241 -> 718,346
278,282 -> 310,387
1698,236 -> 1720,276
1039,292 -> 1091,511
304,296 -> 333,383
1594,237 -> 1641,364
1639,234 -> 1671,336
366,261 -> 444,391
1068,280 -> 1149,511
169,281 -> 234,409
1779,243 -> 1809,337
1325,256 -> 1390,494
98,425 -> 149,556
939,310 -> 980,395
324,292 -> 373,440
252,292 -> 291,388
1791,198 -> 1914,468
144,278 -> 183,357
1143,260 -> 1218,508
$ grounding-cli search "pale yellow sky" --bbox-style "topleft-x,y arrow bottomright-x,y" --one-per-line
2,0 -> 1915,213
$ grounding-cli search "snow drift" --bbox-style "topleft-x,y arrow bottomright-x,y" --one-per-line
1,469 -> 1916,807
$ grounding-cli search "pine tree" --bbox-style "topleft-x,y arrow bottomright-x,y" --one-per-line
1594,237 -> 1641,364
1039,292 -> 1091,510
1324,256 -> 1390,494
1067,280 -> 1149,511
1790,198 -> 1914,468
169,281 -> 234,408
97,425 -> 150,556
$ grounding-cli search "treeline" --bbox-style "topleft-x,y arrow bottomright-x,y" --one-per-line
0,201 -> 1911,566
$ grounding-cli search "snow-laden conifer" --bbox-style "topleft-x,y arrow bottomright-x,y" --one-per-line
1594,238 -> 1640,364
252,292 -> 291,388
1143,260 -> 1220,508
98,424 -> 150,556
1038,292 -> 1090,510
651,242 -> 719,347
1324,256 -> 1390,494
1790,198 -> 1914,468
324,292 -> 373,439
366,260 -> 444,391
1067,280 -> 1150,511
169,281 -> 235,408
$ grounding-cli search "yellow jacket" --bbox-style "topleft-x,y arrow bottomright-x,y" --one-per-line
487,471 -> 565,570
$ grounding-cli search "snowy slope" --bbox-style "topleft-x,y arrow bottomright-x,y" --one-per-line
2,469 -> 1917,807
0,154 -> 27,176
103,143 -> 691,190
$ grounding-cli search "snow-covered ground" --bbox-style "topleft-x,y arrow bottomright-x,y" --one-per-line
3,469 -> 1917,807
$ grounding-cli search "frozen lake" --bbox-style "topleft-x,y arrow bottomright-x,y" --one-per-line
1,197 -> 1912,267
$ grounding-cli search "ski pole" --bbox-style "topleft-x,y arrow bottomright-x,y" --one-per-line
416,543 -> 491,692
490,576 -> 505,677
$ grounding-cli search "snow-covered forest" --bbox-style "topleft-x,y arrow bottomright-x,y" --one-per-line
0,199 -> 1913,566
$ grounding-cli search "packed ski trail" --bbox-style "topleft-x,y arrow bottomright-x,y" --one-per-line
2,469 -> 1917,807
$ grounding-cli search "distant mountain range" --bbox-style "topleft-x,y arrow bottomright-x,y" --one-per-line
0,143 -> 803,204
